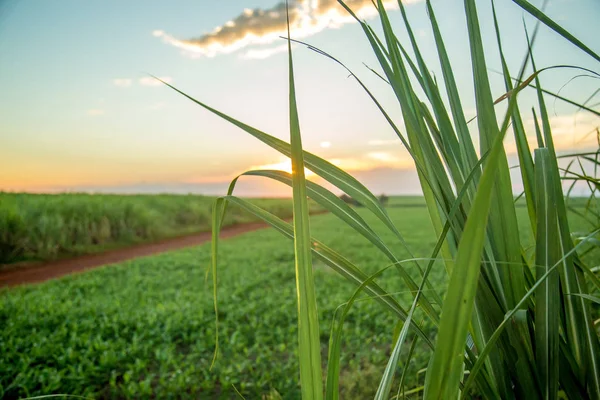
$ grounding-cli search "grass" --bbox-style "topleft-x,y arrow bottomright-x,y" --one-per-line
1,204 -> 597,399
165,0 -> 600,397
0,193 -> 321,265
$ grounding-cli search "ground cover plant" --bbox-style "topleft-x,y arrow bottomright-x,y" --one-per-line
1,205 -> 597,399
157,0 -> 600,398
0,193 -> 320,264
1,208 -> 433,399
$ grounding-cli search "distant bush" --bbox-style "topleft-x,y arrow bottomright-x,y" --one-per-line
339,193 -> 361,207
378,194 -> 389,206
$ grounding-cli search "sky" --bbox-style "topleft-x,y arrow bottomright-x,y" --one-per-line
0,0 -> 598,196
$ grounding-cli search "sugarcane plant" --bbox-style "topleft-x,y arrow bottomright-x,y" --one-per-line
160,0 -> 600,398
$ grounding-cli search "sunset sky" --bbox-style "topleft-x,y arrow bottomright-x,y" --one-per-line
0,0 -> 598,196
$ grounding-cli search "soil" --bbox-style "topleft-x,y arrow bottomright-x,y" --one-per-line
0,220 -> 278,288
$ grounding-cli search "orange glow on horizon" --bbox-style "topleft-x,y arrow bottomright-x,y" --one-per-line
247,159 -> 316,177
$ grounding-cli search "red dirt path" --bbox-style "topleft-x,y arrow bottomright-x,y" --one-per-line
0,220 -> 276,288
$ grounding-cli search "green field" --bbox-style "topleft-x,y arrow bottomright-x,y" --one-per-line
1,204 -> 598,399
0,193 -> 321,265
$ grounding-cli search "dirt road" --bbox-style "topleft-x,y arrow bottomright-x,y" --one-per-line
0,220 -> 277,288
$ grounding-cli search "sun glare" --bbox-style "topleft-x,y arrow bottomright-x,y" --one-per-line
250,159 -> 315,177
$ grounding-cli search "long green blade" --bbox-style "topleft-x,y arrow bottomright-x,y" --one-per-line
568,294 -> 600,306
491,0 -> 537,234
513,0 -> 600,63
527,31 -> 600,396
534,148 -> 561,400
375,149 -> 491,400
228,169 -> 443,308
220,195 -> 433,347
424,125 -> 503,400
461,229 -> 600,396
285,15 -> 323,398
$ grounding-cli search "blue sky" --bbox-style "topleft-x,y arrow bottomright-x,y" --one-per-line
0,0 -> 598,196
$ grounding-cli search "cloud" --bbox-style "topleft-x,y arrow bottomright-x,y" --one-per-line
240,43 -> 290,60
511,112 -> 600,154
139,76 -> 173,87
367,151 -> 399,163
367,139 -> 401,146
86,109 -> 105,116
249,150 -> 413,179
113,78 -> 132,88
328,153 -> 414,171
154,0 -> 420,58
112,77 -> 173,88
545,113 -> 599,149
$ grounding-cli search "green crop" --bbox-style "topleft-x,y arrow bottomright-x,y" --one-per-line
0,208 -> 441,398
0,205 -> 597,398
0,193 -> 320,264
